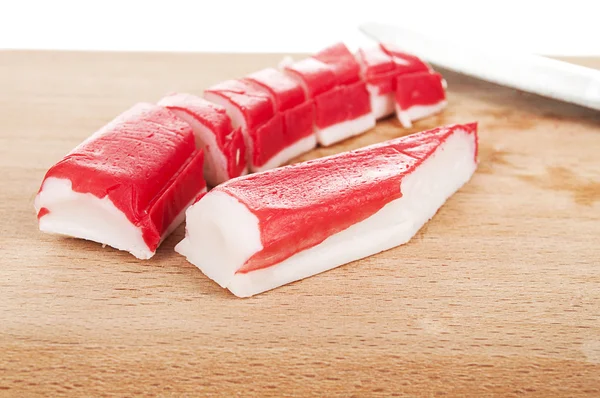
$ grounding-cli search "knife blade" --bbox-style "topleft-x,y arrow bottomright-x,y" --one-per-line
359,22 -> 600,111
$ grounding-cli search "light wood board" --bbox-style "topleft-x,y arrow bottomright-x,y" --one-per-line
1,51 -> 599,397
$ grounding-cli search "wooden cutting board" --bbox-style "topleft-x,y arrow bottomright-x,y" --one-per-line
1,51 -> 599,397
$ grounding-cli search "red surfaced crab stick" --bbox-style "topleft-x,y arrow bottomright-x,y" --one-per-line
175,123 -> 478,297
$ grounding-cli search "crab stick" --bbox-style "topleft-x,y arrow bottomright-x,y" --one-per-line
357,44 -> 432,120
244,68 -> 316,167
35,103 -> 207,259
175,123 -> 478,297
158,93 -> 246,186
204,79 -> 288,172
285,43 -> 375,146
380,43 -> 432,75
356,46 -> 397,119
395,72 -> 448,128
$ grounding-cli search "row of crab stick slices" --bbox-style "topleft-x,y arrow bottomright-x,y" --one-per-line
35,42 -> 467,296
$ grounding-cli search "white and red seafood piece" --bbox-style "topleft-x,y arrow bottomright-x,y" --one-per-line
244,68 -> 316,167
357,44 -> 433,120
176,123 -> 478,297
395,72 -> 448,128
356,45 -> 397,119
35,103 -> 207,259
204,79 -> 287,172
284,43 -> 375,146
380,43 -> 432,75
158,93 -> 247,186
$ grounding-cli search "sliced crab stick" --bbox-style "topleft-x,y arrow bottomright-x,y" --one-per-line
204,79 -> 284,172
175,123 -> 478,297
380,43 -> 431,75
284,44 -> 375,146
35,103 -> 207,259
158,93 -> 246,186
312,43 -> 375,145
356,46 -> 397,119
357,44 -> 432,120
245,68 -> 316,166
395,72 -> 448,128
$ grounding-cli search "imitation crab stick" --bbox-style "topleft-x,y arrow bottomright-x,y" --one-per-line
35,103 -> 207,259
175,123 -> 478,297
356,45 -> 398,119
357,44 -> 432,120
395,72 -> 448,128
284,43 -> 375,146
204,79 -> 289,173
244,68 -> 316,167
158,93 -> 247,186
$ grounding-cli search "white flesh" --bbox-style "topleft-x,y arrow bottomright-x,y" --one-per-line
395,100 -> 448,128
175,129 -> 477,297
316,113 -> 376,147
35,177 -> 203,259
367,85 -> 395,119
252,134 -> 317,172
161,188 -> 207,242
174,191 -> 263,285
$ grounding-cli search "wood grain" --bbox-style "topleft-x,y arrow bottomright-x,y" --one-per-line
0,51 -> 599,397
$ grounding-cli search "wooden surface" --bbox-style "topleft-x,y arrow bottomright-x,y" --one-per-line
1,51 -> 599,397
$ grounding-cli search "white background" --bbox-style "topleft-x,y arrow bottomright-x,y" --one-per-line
1,0 -> 599,55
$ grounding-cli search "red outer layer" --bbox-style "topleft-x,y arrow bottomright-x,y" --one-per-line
245,68 -> 306,111
380,43 -> 431,75
357,46 -> 395,78
313,81 -> 371,128
345,81 -> 372,120
283,101 -> 315,144
357,46 -> 397,95
311,42 -> 371,124
314,86 -> 346,128
204,80 -> 275,131
313,42 -> 361,85
214,123 -> 478,273
37,207 -> 50,219
287,43 -> 372,130
395,72 -> 446,110
245,69 -> 315,148
284,58 -> 337,98
38,103 -> 206,252
248,114 -> 285,168
158,93 -> 246,181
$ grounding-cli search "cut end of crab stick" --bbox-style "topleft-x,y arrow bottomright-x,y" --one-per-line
158,93 -> 247,186
395,72 -> 448,128
175,123 -> 478,297
35,103 -> 207,259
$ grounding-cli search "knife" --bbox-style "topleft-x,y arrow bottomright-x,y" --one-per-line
359,22 -> 600,111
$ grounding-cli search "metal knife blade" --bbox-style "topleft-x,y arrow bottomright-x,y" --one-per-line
359,22 -> 600,111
